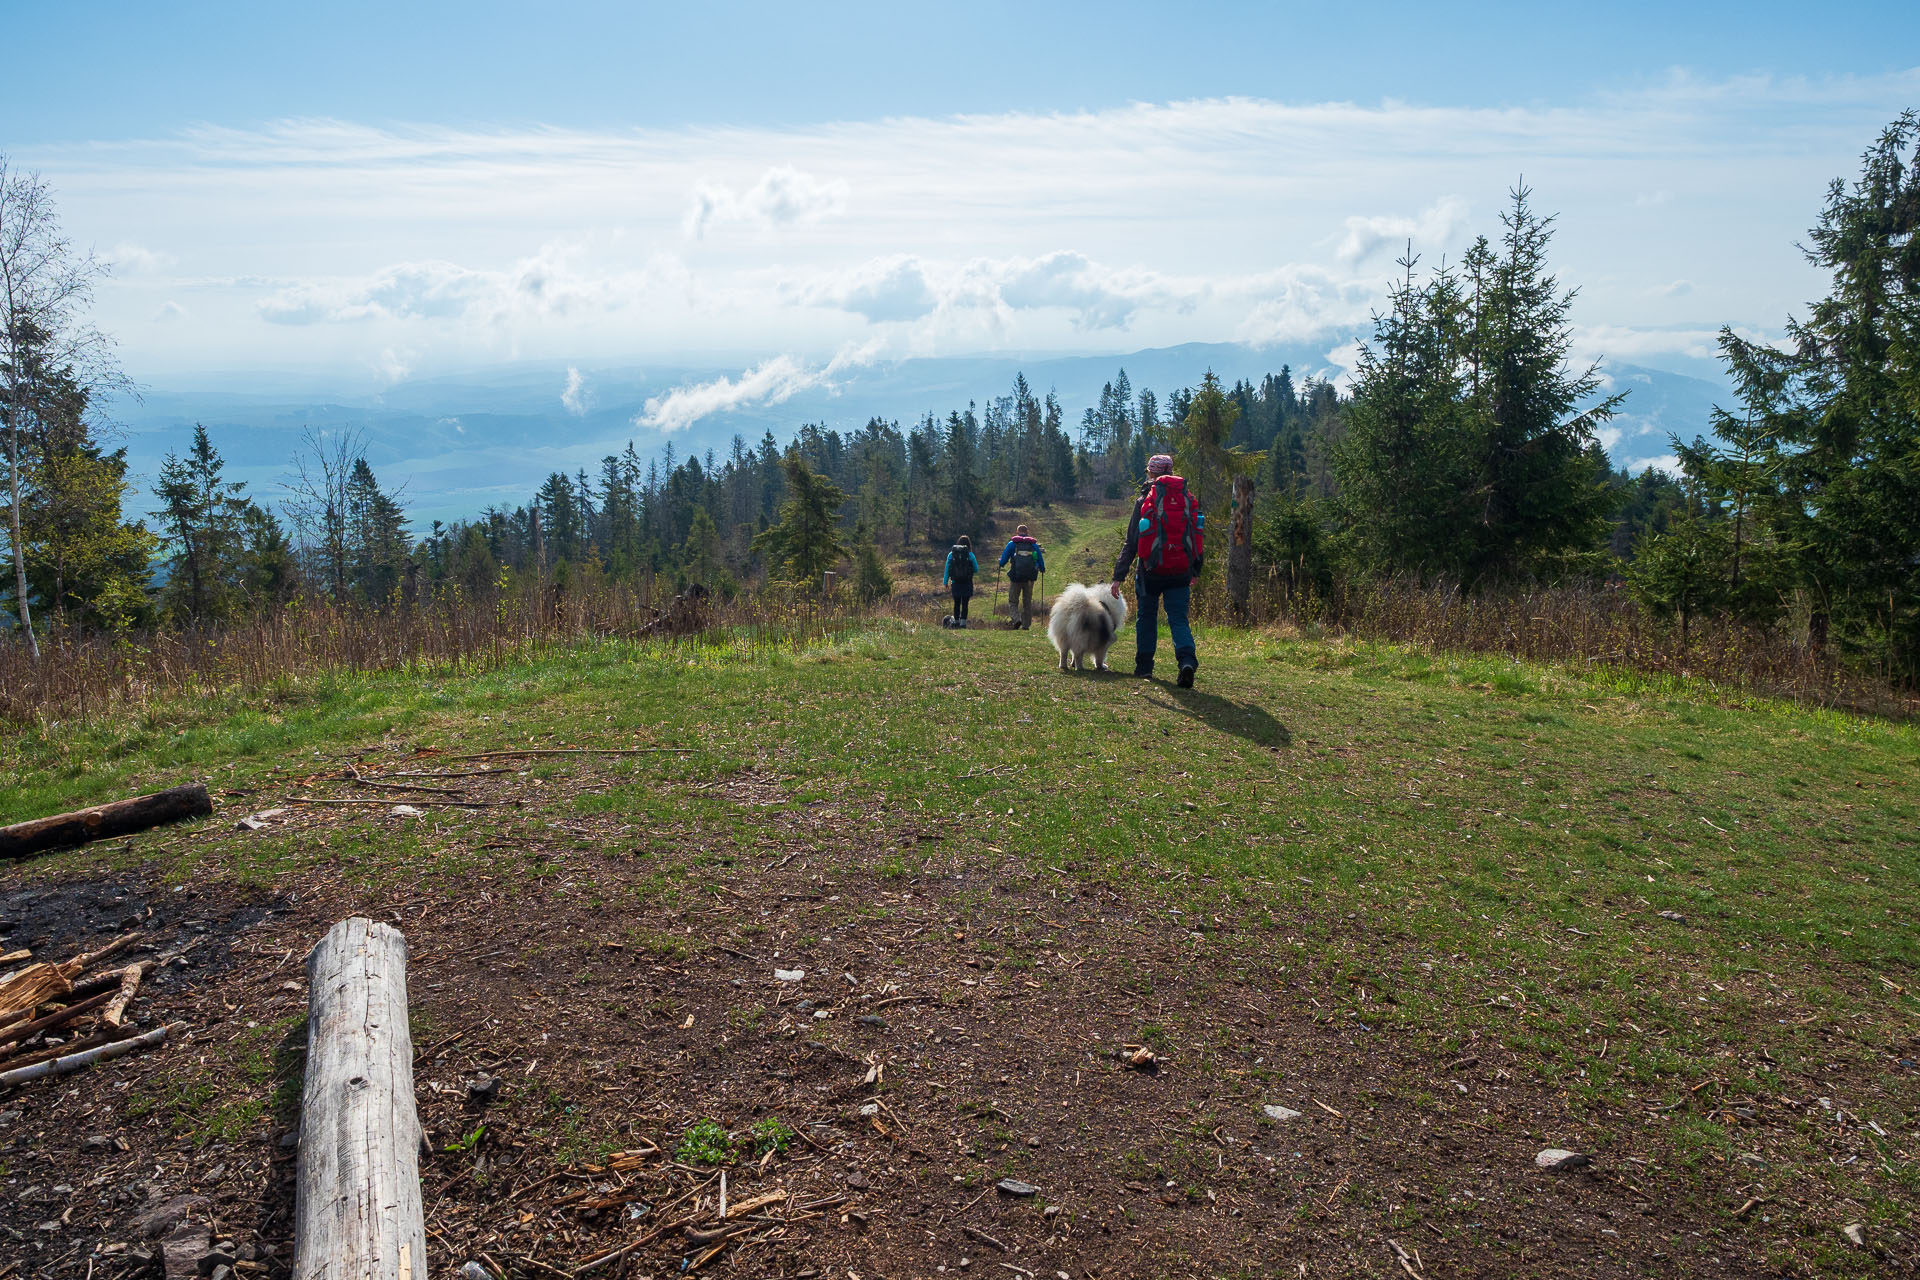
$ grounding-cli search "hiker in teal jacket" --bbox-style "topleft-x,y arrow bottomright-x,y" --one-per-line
942,535 -> 979,626
998,525 -> 1046,628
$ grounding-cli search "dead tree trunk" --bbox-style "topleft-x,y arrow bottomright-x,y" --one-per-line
1227,474 -> 1255,624
0,785 -> 212,860
294,918 -> 426,1280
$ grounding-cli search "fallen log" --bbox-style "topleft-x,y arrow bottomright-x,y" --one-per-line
0,785 -> 213,860
294,918 -> 427,1280
0,1022 -> 172,1089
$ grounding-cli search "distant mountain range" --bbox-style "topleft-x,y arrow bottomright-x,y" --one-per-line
102,341 -> 1729,527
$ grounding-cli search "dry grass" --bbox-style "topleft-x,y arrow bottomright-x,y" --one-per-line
0,581 -> 879,725
1190,572 -> 1916,719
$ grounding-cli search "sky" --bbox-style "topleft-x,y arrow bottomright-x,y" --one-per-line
6,1 -> 1917,431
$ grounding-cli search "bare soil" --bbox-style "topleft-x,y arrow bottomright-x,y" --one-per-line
0,759 -> 1892,1279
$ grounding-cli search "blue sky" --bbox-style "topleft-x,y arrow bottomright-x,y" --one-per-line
5,2 -> 1916,439
11,1 -> 1914,139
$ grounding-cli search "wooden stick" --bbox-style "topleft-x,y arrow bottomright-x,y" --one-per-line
0,990 -> 114,1057
293,919 -> 426,1280
344,774 -> 469,797
0,785 -> 212,860
285,797 -> 515,809
439,748 -> 691,760
0,1022 -> 172,1088
103,963 -> 147,1029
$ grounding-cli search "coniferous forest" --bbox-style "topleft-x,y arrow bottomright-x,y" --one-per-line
4,115 -> 1918,699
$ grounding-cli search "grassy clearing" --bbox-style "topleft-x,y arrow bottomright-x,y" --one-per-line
5,616 -> 1917,1235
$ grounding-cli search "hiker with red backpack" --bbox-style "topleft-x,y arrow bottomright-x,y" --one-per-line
997,524 -> 1046,628
1111,454 -> 1203,686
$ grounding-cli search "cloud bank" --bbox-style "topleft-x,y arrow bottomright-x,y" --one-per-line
31,70 -> 1918,378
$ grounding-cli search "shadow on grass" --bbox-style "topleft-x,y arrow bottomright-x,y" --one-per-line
1147,686 -> 1292,749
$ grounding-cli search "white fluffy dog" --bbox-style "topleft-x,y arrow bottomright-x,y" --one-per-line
1047,582 -> 1128,672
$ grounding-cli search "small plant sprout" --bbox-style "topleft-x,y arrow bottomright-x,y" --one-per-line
751,1116 -> 796,1157
676,1118 -> 732,1165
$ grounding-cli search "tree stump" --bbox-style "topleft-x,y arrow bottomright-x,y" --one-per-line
294,919 -> 426,1280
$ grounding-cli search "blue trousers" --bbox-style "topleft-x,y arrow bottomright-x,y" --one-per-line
1135,573 -> 1196,668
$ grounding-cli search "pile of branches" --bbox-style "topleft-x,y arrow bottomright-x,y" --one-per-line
0,932 -> 170,1087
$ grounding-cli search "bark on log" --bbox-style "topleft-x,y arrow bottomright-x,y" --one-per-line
0,785 -> 213,860
294,918 -> 426,1280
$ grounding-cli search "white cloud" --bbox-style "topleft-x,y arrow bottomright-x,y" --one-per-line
638,341 -> 883,433
1320,339 -> 1368,391
561,365 -> 587,415
109,241 -> 177,273
1650,279 -> 1694,297
1234,266 -> 1378,345
151,300 -> 188,324
684,166 -> 849,239
793,254 -> 940,323
1335,196 -> 1471,264
792,250 -> 1186,332
258,245 -> 614,326
375,346 -> 416,384
1624,453 -> 1682,476
36,71 -> 1919,375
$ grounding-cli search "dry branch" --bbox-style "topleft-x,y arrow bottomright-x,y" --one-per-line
103,962 -> 147,1028
0,1022 -> 172,1089
0,785 -> 212,860
0,990 -> 114,1056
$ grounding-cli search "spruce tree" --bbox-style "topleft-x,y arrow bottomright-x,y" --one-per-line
153,424 -> 250,621
751,451 -> 847,589
1713,112 -> 1920,677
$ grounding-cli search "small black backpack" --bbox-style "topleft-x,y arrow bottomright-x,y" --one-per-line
949,546 -> 974,584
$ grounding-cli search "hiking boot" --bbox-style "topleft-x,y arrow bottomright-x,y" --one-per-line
1177,665 -> 1196,688
1133,660 -> 1154,678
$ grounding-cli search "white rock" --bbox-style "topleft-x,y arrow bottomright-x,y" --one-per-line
1841,1223 -> 1866,1248
1263,1105 -> 1303,1122
1535,1148 -> 1591,1171
390,804 -> 426,817
774,968 -> 806,982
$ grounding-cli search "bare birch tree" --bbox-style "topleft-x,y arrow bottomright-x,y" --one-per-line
0,156 -> 128,660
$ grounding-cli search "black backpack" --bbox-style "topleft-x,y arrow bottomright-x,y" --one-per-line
949,546 -> 974,584
1007,538 -> 1040,583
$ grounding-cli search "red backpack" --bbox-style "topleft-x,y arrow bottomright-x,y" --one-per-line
1137,475 -> 1202,575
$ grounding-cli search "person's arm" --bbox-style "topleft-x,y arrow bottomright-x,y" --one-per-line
942,552 -> 951,586
969,552 -> 980,574
1112,512 -> 1141,585
1035,544 -> 1046,573
998,541 -> 1013,568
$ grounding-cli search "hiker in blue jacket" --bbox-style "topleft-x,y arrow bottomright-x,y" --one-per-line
942,535 -> 979,627
998,524 -> 1046,628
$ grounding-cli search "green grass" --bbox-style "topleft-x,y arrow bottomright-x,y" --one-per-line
6,616 -> 1918,1228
